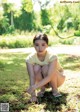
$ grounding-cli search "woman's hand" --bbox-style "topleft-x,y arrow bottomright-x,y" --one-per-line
27,85 -> 35,95
30,95 -> 38,103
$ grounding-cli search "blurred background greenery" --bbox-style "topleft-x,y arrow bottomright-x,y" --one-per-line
0,0 -> 80,48
0,1 -> 80,111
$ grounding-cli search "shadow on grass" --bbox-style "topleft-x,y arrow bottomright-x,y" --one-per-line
0,89 -> 68,112
26,91 -> 68,112
37,91 -> 68,111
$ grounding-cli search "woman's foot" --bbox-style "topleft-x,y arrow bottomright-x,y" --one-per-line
37,87 -> 45,97
37,91 -> 45,97
52,90 -> 62,98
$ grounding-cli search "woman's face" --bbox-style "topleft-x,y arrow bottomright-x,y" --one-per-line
34,39 -> 48,55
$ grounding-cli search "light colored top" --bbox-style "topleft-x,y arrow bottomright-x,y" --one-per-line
26,49 -> 63,72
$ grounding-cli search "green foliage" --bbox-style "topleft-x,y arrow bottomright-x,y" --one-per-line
1,1 -> 34,34
0,35 -> 33,48
14,9 -> 35,31
0,39 -> 7,48
0,16 -> 9,35
2,3 -> 15,13
73,18 -> 80,30
74,30 -> 80,36
0,33 -> 78,49
41,9 -> 51,26
13,39 -> 32,48
15,0 -> 35,31
64,17 -> 73,32
6,25 -> 15,34
64,5 -> 72,19
0,1 -> 80,37
0,34 -> 59,48
53,3 -> 80,33
59,38 -> 74,45
57,18 -> 64,31
22,0 -> 33,12
42,25 -> 51,33
57,5 -> 73,32
0,16 -> 15,35
0,3 -> 15,34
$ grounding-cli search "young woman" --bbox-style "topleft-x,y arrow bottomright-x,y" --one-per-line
26,33 -> 65,102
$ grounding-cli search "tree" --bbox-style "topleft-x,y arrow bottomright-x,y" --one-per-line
2,3 -> 14,26
0,2 -> 10,34
22,0 -> 33,12
41,9 -> 51,26
14,0 -> 35,31
33,0 -> 52,32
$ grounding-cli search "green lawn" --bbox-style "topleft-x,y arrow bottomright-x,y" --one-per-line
0,53 -> 80,112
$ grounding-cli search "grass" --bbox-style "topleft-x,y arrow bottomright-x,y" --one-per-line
0,52 -> 80,112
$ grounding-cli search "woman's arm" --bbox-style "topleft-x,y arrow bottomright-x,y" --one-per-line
26,62 -> 36,96
27,59 -> 58,94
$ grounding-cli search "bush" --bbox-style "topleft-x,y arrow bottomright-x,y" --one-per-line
0,35 -> 33,48
74,30 -> 80,36
59,38 -> 74,45
6,25 -> 15,34
0,40 -> 8,48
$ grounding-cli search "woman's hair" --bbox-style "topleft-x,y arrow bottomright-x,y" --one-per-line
33,33 -> 48,45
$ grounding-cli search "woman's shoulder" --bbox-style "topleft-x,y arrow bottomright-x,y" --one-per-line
46,48 -> 57,63
26,51 -> 36,61
47,48 -> 57,58
28,51 -> 36,57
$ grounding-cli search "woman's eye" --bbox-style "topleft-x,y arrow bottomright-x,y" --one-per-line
42,44 -> 45,46
35,44 -> 39,46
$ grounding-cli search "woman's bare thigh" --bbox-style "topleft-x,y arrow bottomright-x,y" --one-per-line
57,72 -> 65,87
33,64 -> 42,83
41,65 -> 49,77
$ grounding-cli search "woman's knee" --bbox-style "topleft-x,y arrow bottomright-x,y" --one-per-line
33,65 -> 42,82
41,65 -> 49,76
33,65 -> 41,74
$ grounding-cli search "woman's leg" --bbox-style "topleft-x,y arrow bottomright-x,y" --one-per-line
41,65 -> 50,88
41,65 -> 48,77
50,71 -> 65,88
33,64 -> 42,83
50,71 -> 65,97
41,64 -> 65,97
33,65 -> 45,96
26,63 -> 38,102
27,62 -> 65,97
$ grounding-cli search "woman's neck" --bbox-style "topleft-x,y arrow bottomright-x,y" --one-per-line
37,51 -> 47,61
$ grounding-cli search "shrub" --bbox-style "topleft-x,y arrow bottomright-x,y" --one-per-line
74,30 -> 80,36
59,38 -> 74,45
0,35 -> 33,48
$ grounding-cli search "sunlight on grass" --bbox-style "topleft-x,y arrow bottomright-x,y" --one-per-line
58,54 -> 80,71
0,53 -> 80,112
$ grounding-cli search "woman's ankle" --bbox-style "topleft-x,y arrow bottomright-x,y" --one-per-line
41,86 -> 45,92
52,88 -> 58,93
37,88 -> 45,97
